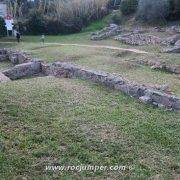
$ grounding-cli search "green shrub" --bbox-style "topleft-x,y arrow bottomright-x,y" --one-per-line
137,0 -> 170,23
111,10 -> 123,24
25,0 -> 109,35
120,0 -> 138,15
0,17 -> 6,37
25,10 -> 84,35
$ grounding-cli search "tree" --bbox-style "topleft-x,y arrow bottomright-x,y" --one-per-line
0,17 -> 6,37
136,0 -> 170,23
120,0 -> 138,15
169,0 -> 180,19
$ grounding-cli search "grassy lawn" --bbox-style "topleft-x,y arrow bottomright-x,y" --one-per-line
0,77 -> 179,179
0,24 -> 179,179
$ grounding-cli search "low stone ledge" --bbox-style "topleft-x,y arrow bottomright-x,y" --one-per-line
0,48 -> 31,64
0,55 -> 8,62
0,72 -> 11,83
115,83 -> 147,98
163,46 -> 180,53
0,49 -> 8,55
8,51 -> 31,65
136,60 -> 180,74
41,62 -> 180,111
141,90 -> 180,110
151,64 -> 180,74
3,61 -> 42,80
91,24 -> 122,41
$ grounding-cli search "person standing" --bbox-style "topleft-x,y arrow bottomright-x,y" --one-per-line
16,32 -> 21,43
41,34 -> 45,44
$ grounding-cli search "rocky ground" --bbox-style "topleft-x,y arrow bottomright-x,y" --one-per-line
91,24 -> 180,53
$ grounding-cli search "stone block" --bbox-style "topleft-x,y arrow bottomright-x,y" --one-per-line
3,61 -> 42,80
164,46 -> 180,53
0,55 -> 8,62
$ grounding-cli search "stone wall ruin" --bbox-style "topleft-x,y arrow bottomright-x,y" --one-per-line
0,48 -> 179,111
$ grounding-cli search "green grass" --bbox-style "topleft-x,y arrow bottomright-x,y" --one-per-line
82,14 -> 112,32
0,23 -> 179,179
0,61 -> 13,71
0,77 -> 179,179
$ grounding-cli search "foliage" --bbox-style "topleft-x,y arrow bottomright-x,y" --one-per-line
82,14 -> 112,32
111,10 -> 123,24
53,0 -> 109,27
0,17 -> 6,37
24,0 -> 109,35
174,0 -> 180,16
120,0 -> 138,15
136,0 -> 170,23
25,10 -> 47,35
108,0 -> 122,9
169,0 -> 180,19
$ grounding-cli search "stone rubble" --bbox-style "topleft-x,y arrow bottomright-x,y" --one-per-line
90,24 -> 180,52
166,26 -> 180,34
164,34 -> 180,46
175,39 -> 180,46
3,61 -> 42,80
151,63 -> 180,74
136,59 -> 180,74
0,48 -> 31,64
91,24 -> 122,40
114,33 -> 163,45
0,49 -> 8,62
163,46 -> 180,53
162,34 -> 180,53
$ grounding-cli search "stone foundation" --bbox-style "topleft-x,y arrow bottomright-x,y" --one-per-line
163,46 -> 180,53
0,49 -> 31,64
0,48 -> 179,111
3,61 -> 42,80
42,62 -> 180,111
136,60 -> 180,74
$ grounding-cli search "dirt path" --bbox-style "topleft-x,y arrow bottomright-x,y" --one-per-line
0,42 -> 148,54
46,43 -> 148,54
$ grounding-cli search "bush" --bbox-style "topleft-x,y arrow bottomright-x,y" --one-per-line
120,0 -> 138,15
174,0 -> 180,17
54,0 -> 108,30
108,0 -> 122,9
169,0 -> 180,19
26,10 -> 47,35
111,10 -> 123,24
25,0 -> 109,35
0,17 -> 6,37
137,0 -> 170,23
